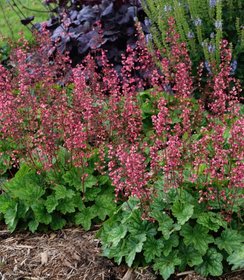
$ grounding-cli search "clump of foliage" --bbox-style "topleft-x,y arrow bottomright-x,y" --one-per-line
36,0 -> 150,68
0,158 -> 116,233
0,17 -> 243,279
142,0 -> 244,85
98,193 -> 244,279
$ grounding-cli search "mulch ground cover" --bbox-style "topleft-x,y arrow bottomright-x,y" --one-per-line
0,223 -> 243,280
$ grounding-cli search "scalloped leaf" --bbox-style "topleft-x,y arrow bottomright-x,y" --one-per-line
181,224 -> 214,254
197,212 -> 227,232
172,200 -> 194,225
227,247 -> 244,270
196,248 -> 223,277
179,243 -> 203,270
162,232 -> 179,256
150,210 -> 175,240
28,220 -> 39,233
125,233 -> 147,267
153,251 -> 181,280
54,185 -> 75,200
74,206 -> 96,230
143,236 -> 164,263
45,195 -> 59,213
215,229 -> 244,254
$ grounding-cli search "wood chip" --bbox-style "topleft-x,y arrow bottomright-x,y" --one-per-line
40,251 -> 48,265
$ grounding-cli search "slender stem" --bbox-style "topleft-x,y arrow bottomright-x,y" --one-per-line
7,1 -> 33,32
15,0 -> 51,13
0,1 -> 15,39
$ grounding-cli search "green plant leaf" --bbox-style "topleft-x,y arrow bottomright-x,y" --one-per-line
0,193 -> 16,213
31,202 -> 52,225
62,168 -> 82,190
54,185 -> 75,200
125,233 -> 147,267
197,212 -> 227,232
179,244 -> 203,269
215,229 -> 244,254
84,175 -> 98,189
57,198 -> 76,214
227,246 -> 244,270
4,204 -> 18,232
150,210 -> 175,240
72,194 -> 84,211
196,248 -> 223,277
5,173 -> 45,202
143,236 -> 164,263
181,224 -> 214,254
75,206 -> 96,230
162,232 -> 179,256
93,190 -> 116,220
172,200 -> 194,225
98,175 -> 110,185
153,251 -> 181,280
50,215 -> 66,230
28,220 -> 39,233
17,202 -> 29,219
105,224 -> 128,247
85,187 -> 101,201
45,195 -> 59,213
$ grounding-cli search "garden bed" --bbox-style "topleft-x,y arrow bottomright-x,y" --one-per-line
0,224 -> 156,280
0,224 -> 243,280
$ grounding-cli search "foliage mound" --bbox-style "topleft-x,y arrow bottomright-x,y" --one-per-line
142,0 -> 244,86
35,0 -> 149,68
0,16 -> 243,280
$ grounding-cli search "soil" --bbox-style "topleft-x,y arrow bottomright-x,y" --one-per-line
0,224 -> 243,280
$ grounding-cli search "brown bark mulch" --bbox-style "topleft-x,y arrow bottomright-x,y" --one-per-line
0,224 -> 243,280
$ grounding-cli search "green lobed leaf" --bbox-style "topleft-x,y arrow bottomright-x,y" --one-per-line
75,206 -> 97,231
56,198 -> 76,214
227,246 -> 244,270
85,187 -> 101,201
172,200 -> 194,225
215,229 -> 244,255
4,204 -> 18,232
143,236 -> 164,263
125,233 -> 147,267
54,185 -> 75,200
31,202 -> 52,225
16,202 -> 29,219
62,168 -> 82,190
5,174 -> 45,203
105,224 -> 128,247
45,195 -> 59,213
197,212 -> 227,232
50,215 -> 66,230
181,224 -> 214,254
93,189 -> 116,221
150,210 -> 175,240
28,220 -> 39,233
153,251 -> 181,280
195,248 -> 223,277
84,175 -> 98,189
178,243 -> 203,270
162,232 -> 179,257
0,193 -> 16,213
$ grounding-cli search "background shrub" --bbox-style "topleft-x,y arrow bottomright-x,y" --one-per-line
142,0 -> 244,87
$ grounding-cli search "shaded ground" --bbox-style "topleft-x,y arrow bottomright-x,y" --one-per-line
0,224 -> 243,280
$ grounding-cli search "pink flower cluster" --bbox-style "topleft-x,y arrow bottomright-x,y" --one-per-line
0,18 -> 243,219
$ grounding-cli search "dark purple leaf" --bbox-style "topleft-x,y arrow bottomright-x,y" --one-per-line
21,16 -> 35,26
101,3 -> 114,18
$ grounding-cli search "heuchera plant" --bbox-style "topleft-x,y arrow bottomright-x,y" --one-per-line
0,17 -> 243,279
35,0 -> 150,69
